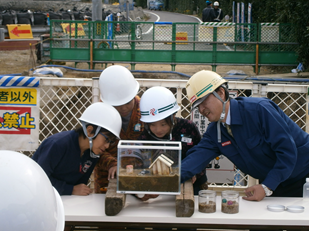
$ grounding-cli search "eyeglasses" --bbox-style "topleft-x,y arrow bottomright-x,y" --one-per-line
99,132 -> 116,146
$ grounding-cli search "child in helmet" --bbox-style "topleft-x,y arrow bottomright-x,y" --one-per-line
94,65 -> 144,193
136,86 -> 208,200
32,102 -> 122,196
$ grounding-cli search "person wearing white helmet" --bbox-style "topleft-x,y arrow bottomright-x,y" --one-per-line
94,65 -> 144,193
32,102 -> 122,196
137,86 -> 208,199
213,1 -> 224,22
181,70 -> 309,201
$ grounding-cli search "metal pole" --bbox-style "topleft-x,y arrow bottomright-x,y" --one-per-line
92,0 -> 102,21
90,41 -> 93,69
0,28 -> 4,42
126,0 -> 129,21
255,44 -> 259,75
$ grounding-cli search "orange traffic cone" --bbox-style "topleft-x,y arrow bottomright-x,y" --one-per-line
116,23 -> 120,32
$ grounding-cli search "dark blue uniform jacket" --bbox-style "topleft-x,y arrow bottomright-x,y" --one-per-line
32,130 -> 99,195
181,97 -> 309,191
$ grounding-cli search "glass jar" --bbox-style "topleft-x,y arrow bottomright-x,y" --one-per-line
221,190 -> 239,214
303,178 -> 309,199
198,190 -> 216,213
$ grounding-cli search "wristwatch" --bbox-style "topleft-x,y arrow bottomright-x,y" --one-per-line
261,184 -> 273,196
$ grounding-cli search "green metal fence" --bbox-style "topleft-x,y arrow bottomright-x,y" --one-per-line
49,20 -> 299,73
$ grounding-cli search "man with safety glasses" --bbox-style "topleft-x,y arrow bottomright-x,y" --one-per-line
181,70 -> 309,201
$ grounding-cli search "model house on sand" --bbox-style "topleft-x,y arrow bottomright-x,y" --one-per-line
149,154 -> 174,175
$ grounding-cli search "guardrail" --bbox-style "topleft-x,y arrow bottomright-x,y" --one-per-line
48,20 -> 299,74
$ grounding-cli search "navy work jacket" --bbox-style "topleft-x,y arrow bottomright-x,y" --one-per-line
181,97 -> 309,191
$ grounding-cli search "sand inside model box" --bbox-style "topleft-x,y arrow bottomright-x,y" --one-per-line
118,167 -> 179,192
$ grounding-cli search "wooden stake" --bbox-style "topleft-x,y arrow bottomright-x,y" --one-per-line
105,179 -> 126,216
175,179 -> 194,217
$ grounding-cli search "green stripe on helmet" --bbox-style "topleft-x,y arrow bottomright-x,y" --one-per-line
142,101 -> 177,115
158,102 -> 175,112
196,83 -> 213,97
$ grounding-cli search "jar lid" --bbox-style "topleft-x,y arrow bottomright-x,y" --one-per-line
267,204 -> 285,212
286,205 -> 304,213
267,204 -> 305,213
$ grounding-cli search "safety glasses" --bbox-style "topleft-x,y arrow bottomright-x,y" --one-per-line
99,132 -> 116,146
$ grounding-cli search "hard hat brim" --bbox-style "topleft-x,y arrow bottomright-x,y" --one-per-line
191,93 -> 211,111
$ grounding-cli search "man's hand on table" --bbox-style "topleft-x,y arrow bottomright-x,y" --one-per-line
242,184 -> 266,201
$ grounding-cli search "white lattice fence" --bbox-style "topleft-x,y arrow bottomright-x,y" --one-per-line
266,84 -> 308,131
19,77 -> 308,191
21,78 -> 93,157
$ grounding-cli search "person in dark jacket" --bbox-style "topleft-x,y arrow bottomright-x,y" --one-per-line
182,70 -> 309,201
32,102 -> 122,196
134,86 -> 208,200
202,1 -> 216,22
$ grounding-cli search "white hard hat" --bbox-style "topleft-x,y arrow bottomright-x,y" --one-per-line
214,1 -> 219,6
99,65 -> 140,106
79,102 -> 122,139
140,86 -> 180,123
0,150 -> 64,231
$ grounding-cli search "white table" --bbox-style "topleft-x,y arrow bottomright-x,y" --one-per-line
61,194 -> 309,230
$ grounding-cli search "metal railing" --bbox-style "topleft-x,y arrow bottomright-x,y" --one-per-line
48,20 -> 299,74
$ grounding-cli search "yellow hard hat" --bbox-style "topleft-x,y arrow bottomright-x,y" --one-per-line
186,70 -> 227,110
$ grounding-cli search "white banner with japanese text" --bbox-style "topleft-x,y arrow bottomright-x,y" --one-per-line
0,76 -> 40,151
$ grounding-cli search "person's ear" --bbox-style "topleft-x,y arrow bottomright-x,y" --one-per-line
86,125 -> 94,137
219,87 -> 226,101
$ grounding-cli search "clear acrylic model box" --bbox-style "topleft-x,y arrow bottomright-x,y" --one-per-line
117,140 -> 182,195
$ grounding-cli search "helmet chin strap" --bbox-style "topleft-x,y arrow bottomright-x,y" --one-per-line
88,139 -> 100,158
169,114 -> 174,140
81,122 -> 102,158
212,91 -> 229,143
